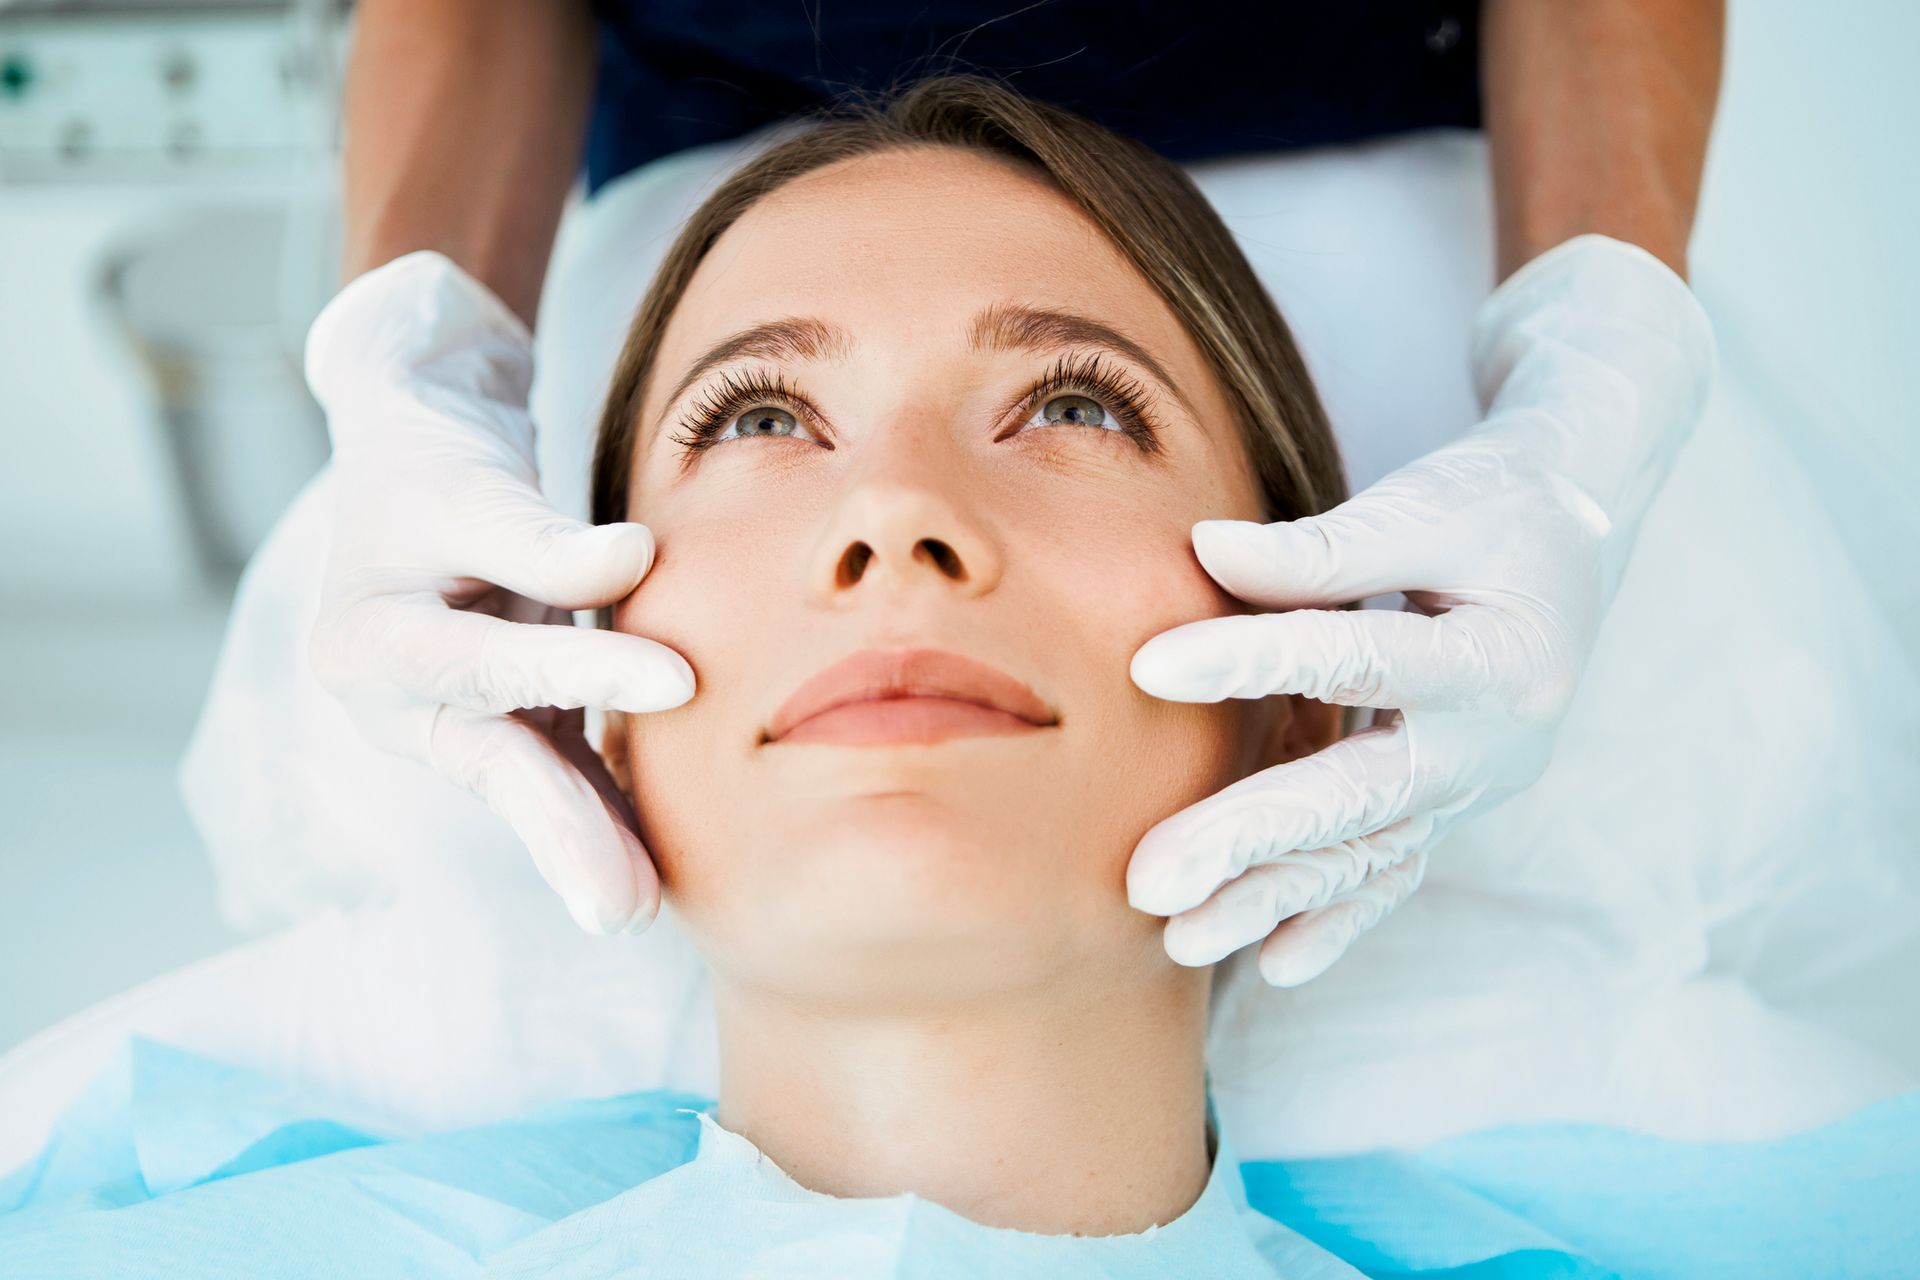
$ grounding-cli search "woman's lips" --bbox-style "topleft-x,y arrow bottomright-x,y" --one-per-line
774,696 -> 1046,746
766,647 -> 1058,746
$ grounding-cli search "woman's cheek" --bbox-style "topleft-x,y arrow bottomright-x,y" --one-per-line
1044,504 -> 1256,836
610,516 -> 746,646
1041,500 -> 1239,645
608,530 -> 740,827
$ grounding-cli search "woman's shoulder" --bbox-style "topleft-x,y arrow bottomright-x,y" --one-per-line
0,1037 -> 712,1278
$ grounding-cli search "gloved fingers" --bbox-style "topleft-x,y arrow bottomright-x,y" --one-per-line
456,477 -> 659,611
349,595 -> 696,716
547,704 -> 644,841
1189,500 -> 1422,608
1132,607 -> 1499,712
1254,844 -> 1430,986
1127,722 -> 1415,916
1159,814 -> 1433,966
427,705 -> 661,935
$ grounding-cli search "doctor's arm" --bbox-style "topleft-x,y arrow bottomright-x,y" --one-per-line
304,0 -> 694,936
1484,0 -> 1724,280
341,0 -> 594,326
1124,0 -> 1725,984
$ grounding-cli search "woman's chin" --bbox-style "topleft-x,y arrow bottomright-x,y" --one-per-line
675,805 -> 1124,1006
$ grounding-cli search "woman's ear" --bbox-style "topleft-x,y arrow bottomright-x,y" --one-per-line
1251,694 -> 1344,772
599,709 -> 634,804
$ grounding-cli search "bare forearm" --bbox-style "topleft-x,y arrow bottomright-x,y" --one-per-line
339,0 -> 596,327
1482,0 -> 1724,280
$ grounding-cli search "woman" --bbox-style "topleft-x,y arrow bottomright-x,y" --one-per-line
2,76 -> 1908,1280
580,69 -> 1349,1242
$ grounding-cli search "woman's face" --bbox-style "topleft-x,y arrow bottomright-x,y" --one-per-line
606,145 -> 1332,1007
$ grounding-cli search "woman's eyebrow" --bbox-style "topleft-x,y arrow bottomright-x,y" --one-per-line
660,316 -> 857,413
656,302 -> 1193,426
968,302 -> 1196,417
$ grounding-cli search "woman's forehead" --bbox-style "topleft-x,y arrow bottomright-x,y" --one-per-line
645,146 -> 1212,408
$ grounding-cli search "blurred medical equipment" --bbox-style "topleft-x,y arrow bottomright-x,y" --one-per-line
99,207 -> 330,581
0,0 -> 348,591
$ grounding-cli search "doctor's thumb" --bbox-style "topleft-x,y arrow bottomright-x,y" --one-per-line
470,507 -> 660,612
1191,507 -> 1402,609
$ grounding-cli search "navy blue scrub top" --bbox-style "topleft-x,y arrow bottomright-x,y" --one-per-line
584,1 -> 1482,197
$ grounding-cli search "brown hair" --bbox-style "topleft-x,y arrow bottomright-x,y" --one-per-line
589,73 -> 1345,527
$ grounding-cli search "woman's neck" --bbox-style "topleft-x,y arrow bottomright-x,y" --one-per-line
709,963 -> 1214,1236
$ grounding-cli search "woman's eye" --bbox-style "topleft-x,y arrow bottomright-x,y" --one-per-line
724,405 -> 802,440
1030,393 -> 1114,431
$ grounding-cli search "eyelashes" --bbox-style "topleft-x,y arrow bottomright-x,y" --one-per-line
1023,352 -> 1167,454
664,351 -> 1169,457
666,367 -> 821,455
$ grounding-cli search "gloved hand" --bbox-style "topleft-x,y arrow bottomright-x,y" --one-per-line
304,250 -> 695,936
1125,234 -> 1717,986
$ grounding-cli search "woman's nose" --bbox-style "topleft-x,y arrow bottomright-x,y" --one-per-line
808,480 -> 1004,604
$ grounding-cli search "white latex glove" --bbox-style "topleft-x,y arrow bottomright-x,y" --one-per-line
304,250 -> 695,936
1126,234 -> 1717,986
